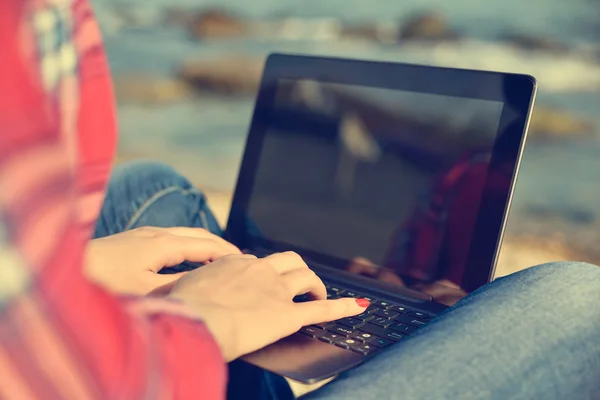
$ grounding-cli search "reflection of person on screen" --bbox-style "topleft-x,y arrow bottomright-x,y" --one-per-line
382,151 -> 490,285
345,149 -> 501,305
382,147 -> 512,288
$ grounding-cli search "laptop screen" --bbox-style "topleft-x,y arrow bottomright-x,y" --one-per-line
238,78 -> 514,304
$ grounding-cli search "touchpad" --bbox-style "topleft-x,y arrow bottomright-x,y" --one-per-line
242,333 -> 364,384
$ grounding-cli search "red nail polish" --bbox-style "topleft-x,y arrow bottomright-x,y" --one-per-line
355,298 -> 370,308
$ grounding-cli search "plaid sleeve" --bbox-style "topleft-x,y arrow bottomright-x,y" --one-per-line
0,1 -> 226,399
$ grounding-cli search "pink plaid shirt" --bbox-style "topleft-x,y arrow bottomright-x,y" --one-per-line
0,1 -> 226,398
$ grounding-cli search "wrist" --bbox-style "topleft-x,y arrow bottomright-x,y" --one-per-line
167,294 -> 237,362
83,239 -> 100,280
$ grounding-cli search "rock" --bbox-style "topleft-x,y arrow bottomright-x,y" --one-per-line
529,106 -> 595,138
341,24 -> 379,41
177,56 -> 265,96
186,8 -> 249,40
398,11 -> 459,41
526,204 -> 595,225
502,33 -> 570,53
340,23 -> 400,44
113,74 -> 192,105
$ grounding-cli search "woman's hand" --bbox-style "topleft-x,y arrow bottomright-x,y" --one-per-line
170,252 -> 369,362
84,226 -> 241,296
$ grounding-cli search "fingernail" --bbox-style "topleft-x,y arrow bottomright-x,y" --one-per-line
355,298 -> 370,308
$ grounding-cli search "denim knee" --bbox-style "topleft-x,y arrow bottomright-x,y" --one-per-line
95,160 -> 221,238
501,261 -> 600,322
511,261 -> 600,287
109,160 -> 193,193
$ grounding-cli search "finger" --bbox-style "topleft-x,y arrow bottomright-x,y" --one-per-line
134,226 -> 240,255
146,272 -> 188,296
231,254 -> 258,260
294,297 -> 370,326
155,236 -> 234,268
264,251 -> 309,274
156,227 -> 242,255
281,269 -> 327,300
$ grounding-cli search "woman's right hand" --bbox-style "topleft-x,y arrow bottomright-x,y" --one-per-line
169,252 -> 369,362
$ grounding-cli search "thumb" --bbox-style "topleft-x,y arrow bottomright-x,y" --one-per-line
147,272 -> 189,296
296,297 -> 370,326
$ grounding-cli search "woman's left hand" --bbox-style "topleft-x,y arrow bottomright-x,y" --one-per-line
84,226 -> 241,296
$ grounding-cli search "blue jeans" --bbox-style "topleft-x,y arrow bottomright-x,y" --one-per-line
94,161 -> 600,400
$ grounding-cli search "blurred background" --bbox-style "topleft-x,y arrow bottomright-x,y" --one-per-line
92,0 -> 600,277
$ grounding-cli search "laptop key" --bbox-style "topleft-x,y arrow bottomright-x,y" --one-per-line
328,324 -> 356,337
373,300 -> 394,309
366,306 -> 381,314
350,343 -> 378,356
385,331 -> 405,341
313,321 -> 336,329
342,290 -> 362,298
355,312 -> 375,321
359,323 -> 390,338
338,317 -> 365,329
327,292 -> 341,300
395,315 -> 428,327
389,305 -> 409,314
372,317 -> 394,328
319,332 -> 343,343
407,311 -> 429,319
371,337 -> 394,349
389,323 -> 417,335
299,326 -> 325,337
374,309 -> 399,319
334,337 -> 360,349
351,332 -> 375,343
328,286 -> 345,295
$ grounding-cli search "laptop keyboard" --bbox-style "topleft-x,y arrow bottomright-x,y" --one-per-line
295,280 -> 433,356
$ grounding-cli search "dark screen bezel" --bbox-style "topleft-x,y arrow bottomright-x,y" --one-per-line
224,53 -> 536,293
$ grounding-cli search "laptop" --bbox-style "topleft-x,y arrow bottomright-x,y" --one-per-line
223,53 -> 537,384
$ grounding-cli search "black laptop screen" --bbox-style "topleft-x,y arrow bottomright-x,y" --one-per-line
238,78 -> 513,304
